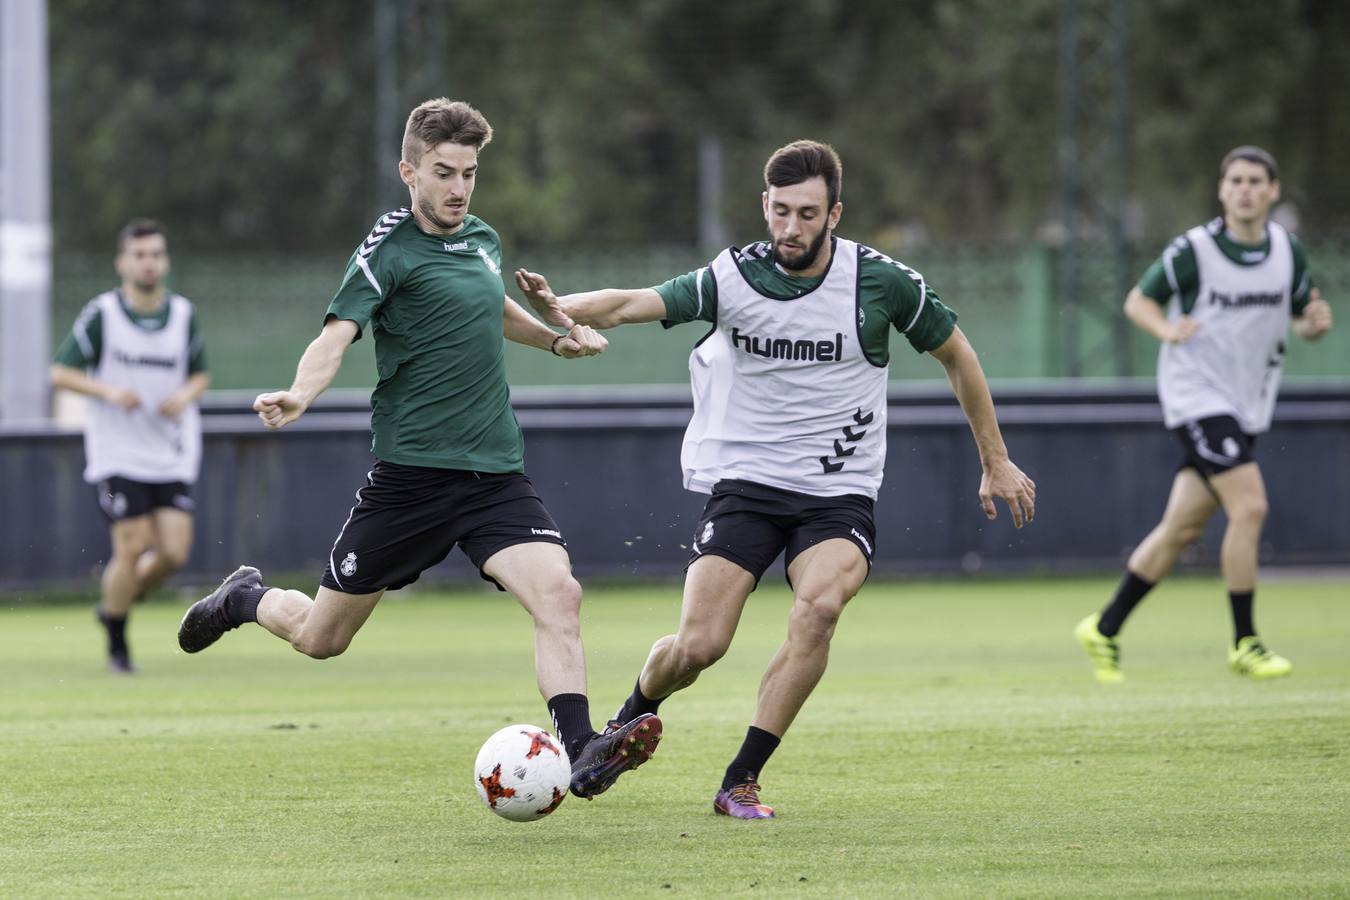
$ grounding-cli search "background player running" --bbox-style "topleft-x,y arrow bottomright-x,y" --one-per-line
52,219 -> 210,673
1075,145 -> 1333,683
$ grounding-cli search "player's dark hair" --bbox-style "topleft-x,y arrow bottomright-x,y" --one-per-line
1220,145 -> 1278,181
764,140 -> 843,209
116,218 -> 165,253
402,98 -> 493,165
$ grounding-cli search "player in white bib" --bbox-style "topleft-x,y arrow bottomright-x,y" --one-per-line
51,220 -> 211,673
1075,147 -> 1333,683
518,140 -> 1035,819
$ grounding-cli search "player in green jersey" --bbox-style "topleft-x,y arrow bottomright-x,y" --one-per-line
518,140 -> 1035,818
178,99 -> 662,798
1076,146 -> 1333,683
51,219 -> 211,673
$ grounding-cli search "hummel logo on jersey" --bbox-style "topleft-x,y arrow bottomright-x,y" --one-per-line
1208,288 -> 1283,309
111,349 -> 177,369
443,241 -> 469,252
477,247 -> 500,274
731,328 -> 844,362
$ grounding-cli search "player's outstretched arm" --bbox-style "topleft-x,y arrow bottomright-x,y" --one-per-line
929,327 -> 1036,528
503,296 -> 608,358
253,317 -> 358,430
49,363 -> 140,410
1124,287 -> 1197,343
1292,288 -> 1333,341
514,269 -> 665,329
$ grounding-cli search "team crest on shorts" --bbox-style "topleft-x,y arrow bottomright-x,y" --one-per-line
1221,437 -> 1240,459
701,521 -> 714,544
340,552 -> 358,577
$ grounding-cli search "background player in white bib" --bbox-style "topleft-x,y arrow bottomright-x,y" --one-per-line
1076,146 -> 1333,683
518,140 -> 1035,819
51,219 -> 211,673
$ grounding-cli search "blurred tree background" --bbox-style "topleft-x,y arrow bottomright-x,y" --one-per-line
44,0 -> 1350,387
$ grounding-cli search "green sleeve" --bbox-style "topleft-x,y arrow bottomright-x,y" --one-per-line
865,258 -> 957,354
187,309 -> 208,375
902,286 -> 958,353
656,265 -> 718,328
1138,235 -> 1199,311
326,243 -> 405,342
54,302 -> 102,367
1290,233 -> 1315,315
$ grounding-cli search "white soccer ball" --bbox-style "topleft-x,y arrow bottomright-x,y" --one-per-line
473,724 -> 571,822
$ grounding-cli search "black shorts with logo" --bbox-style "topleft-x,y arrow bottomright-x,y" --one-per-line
320,461 -> 567,595
95,477 -> 194,523
687,478 -> 876,588
1172,415 -> 1257,479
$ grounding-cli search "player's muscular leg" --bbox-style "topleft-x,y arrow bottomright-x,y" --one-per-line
257,585 -> 383,659
639,556 -> 755,700
102,516 -> 153,617
1208,462 -> 1268,592
135,508 -> 193,595
1126,469 -> 1219,582
753,539 -> 867,737
483,542 -> 586,699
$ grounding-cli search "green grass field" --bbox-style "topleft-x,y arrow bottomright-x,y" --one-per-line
2,576 -> 1347,898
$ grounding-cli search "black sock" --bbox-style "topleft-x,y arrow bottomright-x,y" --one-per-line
1098,570 -> 1156,637
615,678 -> 663,724
722,726 -> 781,791
98,610 -> 128,658
228,583 -> 268,625
1230,590 -> 1256,644
547,693 -> 597,760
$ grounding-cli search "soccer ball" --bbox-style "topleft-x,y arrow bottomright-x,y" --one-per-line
473,724 -> 571,822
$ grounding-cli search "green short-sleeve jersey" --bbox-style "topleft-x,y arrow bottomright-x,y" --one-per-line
54,291 -> 208,373
1137,218 -> 1315,315
655,239 -> 957,364
326,209 -> 523,472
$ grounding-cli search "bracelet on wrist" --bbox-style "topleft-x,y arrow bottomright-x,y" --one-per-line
550,333 -> 566,356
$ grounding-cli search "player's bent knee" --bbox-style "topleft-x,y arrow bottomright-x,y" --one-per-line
291,632 -> 352,660
1172,524 -> 1206,546
677,636 -> 729,672
791,594 -> 847,641
529,575 -> 583,629
1230,499 -> 1268,526
158,545 -> 191,571
553,575 -> 583,615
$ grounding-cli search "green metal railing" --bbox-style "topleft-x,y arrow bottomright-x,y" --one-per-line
51,240 -> 1349,390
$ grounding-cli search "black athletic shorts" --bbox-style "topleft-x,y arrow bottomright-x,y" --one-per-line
95,476 -> 194,523
1172,415 -> 1257,479
320,461 -> 567,595
687,478 -> 876,587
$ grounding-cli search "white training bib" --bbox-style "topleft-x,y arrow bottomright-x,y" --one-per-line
681,238 -> 889,499
1158,221 -> 1293,434
84,292 -> 202,484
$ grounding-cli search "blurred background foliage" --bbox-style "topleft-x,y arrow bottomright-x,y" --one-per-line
45,0 -> 1350,388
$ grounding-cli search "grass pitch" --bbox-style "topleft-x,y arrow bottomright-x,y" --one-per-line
1,576 -> 1347,898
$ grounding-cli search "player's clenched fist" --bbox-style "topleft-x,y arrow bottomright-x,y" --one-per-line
553,324 -> 608,359
253,390 -> 307,430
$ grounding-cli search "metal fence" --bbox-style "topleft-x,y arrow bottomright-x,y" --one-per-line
50,238 -> 1350,391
